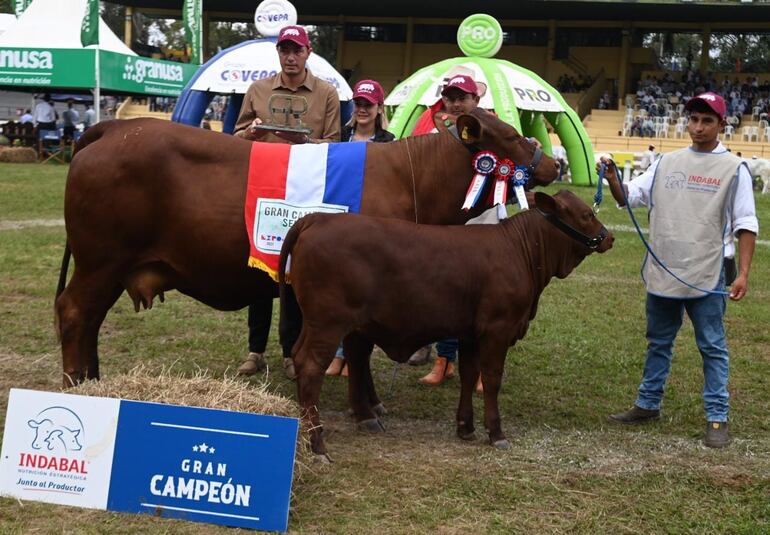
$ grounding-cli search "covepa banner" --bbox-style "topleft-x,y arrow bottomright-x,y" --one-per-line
0,47 -> 94,87
99,50 -> 198,96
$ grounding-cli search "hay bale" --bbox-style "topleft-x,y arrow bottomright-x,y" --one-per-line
72,365 -> 311,478
0,146 -> 37,163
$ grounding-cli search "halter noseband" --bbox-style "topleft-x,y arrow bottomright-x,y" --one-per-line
535,207 -> 609,250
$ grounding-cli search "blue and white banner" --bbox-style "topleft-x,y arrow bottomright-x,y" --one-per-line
0,389 -> 299,533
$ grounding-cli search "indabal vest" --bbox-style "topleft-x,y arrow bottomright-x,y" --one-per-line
643,148 -> 742,298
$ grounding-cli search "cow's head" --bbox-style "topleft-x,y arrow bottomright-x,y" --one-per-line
534,190 -> 614,277
455,109 -> 559,189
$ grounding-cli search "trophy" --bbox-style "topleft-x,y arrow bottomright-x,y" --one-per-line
252,94 -> 313,135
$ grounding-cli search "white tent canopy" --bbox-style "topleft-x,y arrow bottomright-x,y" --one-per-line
0,0 -> 135,55
0,14 -> 15,38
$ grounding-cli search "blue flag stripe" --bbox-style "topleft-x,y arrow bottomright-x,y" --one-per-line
323,142 -> 367,213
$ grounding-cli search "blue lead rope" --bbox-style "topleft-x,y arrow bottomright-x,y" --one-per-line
593,163 -> 604,210
612,162 -> 729,297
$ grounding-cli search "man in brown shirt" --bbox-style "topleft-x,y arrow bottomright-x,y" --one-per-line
236,25 -> 341,379
233,25 -> 341,144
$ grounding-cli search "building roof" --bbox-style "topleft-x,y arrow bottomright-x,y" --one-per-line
110,0 -> 770,24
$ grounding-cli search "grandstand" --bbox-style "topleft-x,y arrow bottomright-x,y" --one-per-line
582,68 -> 770,159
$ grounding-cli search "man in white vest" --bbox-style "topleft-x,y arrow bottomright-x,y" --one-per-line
601,92 -> 758,448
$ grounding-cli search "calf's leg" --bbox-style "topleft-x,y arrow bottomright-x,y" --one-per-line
477,338 -> 510,449
56,268 -> 122,387
456,339 -> 478,440
293,324 -> 345,457
343,333 -> 384,432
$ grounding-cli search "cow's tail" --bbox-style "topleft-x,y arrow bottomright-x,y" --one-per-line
278,215 -> 320,359
54,241 -> 71,341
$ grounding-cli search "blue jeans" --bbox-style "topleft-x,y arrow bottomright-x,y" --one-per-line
436,339 -> 458,362
635,274 -> 729,421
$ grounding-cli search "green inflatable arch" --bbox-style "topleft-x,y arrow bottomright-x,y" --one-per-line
386,57 -> 598,186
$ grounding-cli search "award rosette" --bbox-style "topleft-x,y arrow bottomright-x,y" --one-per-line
462,151 -> 498,211
493,158 -> 514,206
512,165 -> 530,210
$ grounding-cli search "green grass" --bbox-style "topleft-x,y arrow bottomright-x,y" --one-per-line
1,162 -> 769,533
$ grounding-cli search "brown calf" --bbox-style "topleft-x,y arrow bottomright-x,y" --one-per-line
280,190 -> 614,457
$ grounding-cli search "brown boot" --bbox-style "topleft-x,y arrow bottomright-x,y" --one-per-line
237,352 -> 266,376
325,358 -> 346,376
418,356 -> 454,386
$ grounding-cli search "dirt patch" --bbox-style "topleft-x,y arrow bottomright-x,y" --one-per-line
0,219 -> 64,231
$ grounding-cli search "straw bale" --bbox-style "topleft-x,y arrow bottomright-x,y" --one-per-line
72,365 -> 312,478
0,147 -> 37,163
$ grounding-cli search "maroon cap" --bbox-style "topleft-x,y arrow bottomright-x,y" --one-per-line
685,92 -> 727,120
353,80 -> 384,105
441,75 -> 478,97
277,25 -> 310,48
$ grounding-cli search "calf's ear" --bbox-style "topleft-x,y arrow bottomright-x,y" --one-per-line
456,114 -> 482,145
534,192 -> 557,214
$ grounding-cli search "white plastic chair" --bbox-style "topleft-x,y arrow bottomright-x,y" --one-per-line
675,123 -> 687,139
750,126 -> 759,142
752,106 -> 761,121
656,124 -> 669,138
763,126 -> 770,142
723,125 -> 734,141
742,126 -> 752,141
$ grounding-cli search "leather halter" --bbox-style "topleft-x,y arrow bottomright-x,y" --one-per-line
535,208 -> 609,250
448,125 -> 543,180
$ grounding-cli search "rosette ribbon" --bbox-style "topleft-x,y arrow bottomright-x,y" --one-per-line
462,151 -> 498,211
493,159 -> 514,207
512,165 -> 530,210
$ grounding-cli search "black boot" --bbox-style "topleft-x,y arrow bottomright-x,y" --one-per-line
608,405 -> 660,424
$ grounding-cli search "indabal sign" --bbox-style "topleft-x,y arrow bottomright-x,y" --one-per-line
0,389 -> 299,533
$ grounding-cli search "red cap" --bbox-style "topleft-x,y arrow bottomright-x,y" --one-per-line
685,92 -> 726,120
352,80 -> 384,105
277,25 -> 310,48
441,75 -> 479,97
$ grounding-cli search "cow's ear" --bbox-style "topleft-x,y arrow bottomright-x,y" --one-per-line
456,114 -> 482,145
535,192 -> 557,214
28,419 -> 40,428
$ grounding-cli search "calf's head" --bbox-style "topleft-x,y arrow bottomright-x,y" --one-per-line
455,109 -> 559,189
534,190 -> 614,276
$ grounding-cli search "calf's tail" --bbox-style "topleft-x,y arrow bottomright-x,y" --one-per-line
54,241 -> 71,341
278,215 -> 320,359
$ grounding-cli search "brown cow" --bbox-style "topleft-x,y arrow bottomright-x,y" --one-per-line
279,190 -> 614,457
55,110 -> 557,386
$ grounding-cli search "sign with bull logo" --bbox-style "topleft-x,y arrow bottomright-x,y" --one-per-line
0,389 -> 299,533
0,389 -> 120,509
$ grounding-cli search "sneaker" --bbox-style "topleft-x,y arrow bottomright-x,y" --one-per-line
704,421 -> 731,448
408,345 -> 433,366
608,405 -> 660,424
237,352 -> 266,376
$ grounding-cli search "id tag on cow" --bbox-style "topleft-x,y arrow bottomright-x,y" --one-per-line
514,184 -> 529,210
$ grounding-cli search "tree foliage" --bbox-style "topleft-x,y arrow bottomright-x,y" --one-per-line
642,30 -> 770,73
